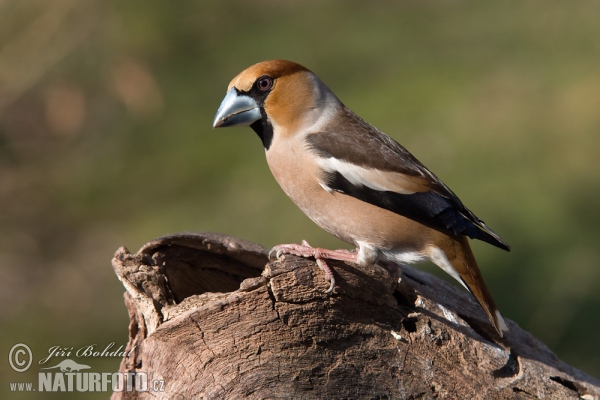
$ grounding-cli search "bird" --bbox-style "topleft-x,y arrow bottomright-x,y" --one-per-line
212,60 -> 510,337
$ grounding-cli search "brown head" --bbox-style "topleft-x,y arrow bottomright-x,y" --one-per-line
213,60 -> 339,149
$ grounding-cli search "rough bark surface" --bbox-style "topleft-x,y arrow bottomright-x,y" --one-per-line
111,232 -> 599,399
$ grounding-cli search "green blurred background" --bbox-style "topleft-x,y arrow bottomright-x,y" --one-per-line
1,0 -> 599,397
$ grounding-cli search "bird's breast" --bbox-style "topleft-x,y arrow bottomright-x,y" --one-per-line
264,134 -> 432,253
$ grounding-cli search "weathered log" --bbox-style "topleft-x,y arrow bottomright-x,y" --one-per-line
111,232 -> 599,399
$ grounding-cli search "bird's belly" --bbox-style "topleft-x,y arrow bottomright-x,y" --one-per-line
301,189 -> 431,252
266,138 -> 435,254
270,165 -> 430,253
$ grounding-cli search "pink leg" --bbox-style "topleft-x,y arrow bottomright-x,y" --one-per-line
269,240 -> 358,293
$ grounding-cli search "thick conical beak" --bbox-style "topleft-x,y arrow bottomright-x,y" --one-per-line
213,88 -> 261,128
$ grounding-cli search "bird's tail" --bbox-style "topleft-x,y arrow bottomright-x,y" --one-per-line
434,236 -> 508,337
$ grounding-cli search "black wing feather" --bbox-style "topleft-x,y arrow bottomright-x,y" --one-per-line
307,107 -> 510,251
323,170 -> 509,251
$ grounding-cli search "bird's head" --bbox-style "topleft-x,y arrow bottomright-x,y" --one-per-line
213,60 -> 339,149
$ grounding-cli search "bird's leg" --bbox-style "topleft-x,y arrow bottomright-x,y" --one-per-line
269,240 -> 358,293
315,258 -> 335,293
269,241 -> 358,262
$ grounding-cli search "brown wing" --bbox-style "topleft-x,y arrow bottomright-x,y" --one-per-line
306,107 -> 510,251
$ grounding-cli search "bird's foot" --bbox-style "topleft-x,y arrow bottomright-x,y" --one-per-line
268,240 -> 358,293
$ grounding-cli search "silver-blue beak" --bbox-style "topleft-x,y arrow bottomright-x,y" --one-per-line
213,88 -> 262,128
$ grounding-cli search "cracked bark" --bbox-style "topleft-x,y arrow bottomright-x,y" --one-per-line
110,232 -> 600,399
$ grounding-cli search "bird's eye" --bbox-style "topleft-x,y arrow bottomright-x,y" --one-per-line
257,76 -> 273,91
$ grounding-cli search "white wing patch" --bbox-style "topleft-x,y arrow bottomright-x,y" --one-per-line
319,182 -> 333,193
316,157 -> 416,195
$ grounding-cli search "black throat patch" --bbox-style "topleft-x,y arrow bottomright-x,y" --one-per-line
250,108 -> 274,150
238,86 -> 274,150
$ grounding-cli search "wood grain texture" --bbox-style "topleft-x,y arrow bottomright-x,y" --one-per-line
111,232 -> 599,399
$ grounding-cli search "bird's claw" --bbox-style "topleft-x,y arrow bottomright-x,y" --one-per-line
316,258 -> 335,293
268,246 -> 285,260
268,244 -> 295,260
268,241 -> 349,293
325,279 -> 335,293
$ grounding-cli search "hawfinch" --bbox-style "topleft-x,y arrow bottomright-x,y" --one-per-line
213,60 -> 510,336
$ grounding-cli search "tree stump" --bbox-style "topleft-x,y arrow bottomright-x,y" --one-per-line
111,232 -> 599,399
